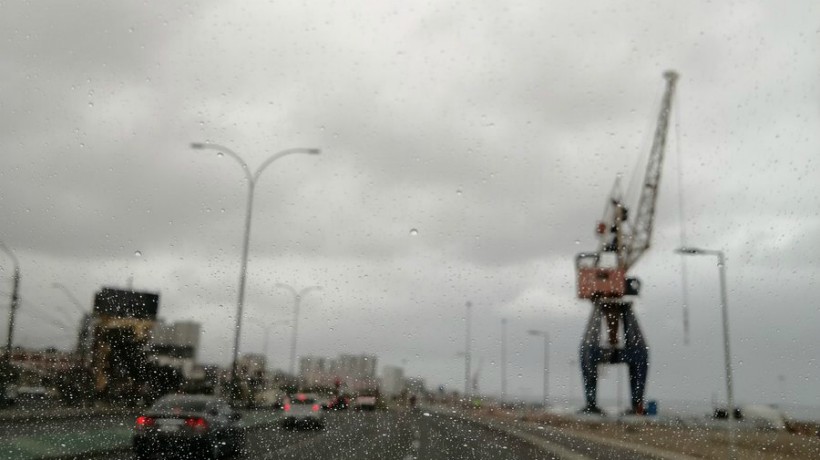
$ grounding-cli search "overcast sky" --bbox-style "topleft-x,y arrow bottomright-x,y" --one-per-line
1,1 -> 818,414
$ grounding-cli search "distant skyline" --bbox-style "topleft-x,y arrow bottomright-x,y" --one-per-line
1,0 -> 818,412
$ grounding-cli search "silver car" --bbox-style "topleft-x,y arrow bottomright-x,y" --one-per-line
281,393 -> 326,430
133,394 -> 244,459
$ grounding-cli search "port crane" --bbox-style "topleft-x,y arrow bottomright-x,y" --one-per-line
575,71 -> 678,415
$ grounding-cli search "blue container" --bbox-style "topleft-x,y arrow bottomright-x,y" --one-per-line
646,400 -> 658,416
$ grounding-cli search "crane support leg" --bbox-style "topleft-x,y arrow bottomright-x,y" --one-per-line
579,300 -> 649,414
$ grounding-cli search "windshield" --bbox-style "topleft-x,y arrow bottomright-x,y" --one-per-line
1,1 -> 818,459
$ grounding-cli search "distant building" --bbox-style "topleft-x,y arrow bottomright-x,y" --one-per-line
297,353 -> 378,391
381,365 -> 405,397
331,354 -> 377,391
8,347 -> 78,385
299,356 -> 331,387
148,320 -> 201,379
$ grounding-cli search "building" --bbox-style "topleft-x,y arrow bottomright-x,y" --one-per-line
297,353 -> 378,392
380,365 -> 405,398
89,287 -> 159,399
148,320 -> 201,379
328,354 -> 377,391
299,356 -> 331,387
8,347 -> 78,385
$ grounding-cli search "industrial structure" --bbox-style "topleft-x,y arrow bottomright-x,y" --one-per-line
90,287 -> 159,401
575,71 -> 679,414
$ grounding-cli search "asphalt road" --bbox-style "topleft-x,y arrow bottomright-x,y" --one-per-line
111,410 -> 559,460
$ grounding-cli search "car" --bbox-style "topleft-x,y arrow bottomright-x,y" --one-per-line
132,394 -> 244,459
281,393 -> 325,429
352,395 -> 377,411
325,395 -> 350,411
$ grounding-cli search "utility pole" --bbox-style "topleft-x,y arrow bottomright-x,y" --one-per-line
1,242 -> 20,362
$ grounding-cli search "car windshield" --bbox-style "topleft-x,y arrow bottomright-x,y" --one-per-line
1,1 -> 819,459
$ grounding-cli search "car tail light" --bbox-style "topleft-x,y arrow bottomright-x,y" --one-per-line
185,417 -> 209,432
284,403 -> 291,412
135,416 -> 155,431
312,404 -> 320,412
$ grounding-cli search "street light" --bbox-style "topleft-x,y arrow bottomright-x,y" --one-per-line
0,241 -> 20,362
191,142 -> 320,401
676,246 -> 735,459
528,329 -> 550,409
275,283 -> 322,376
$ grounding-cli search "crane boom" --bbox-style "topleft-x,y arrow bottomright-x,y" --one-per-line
622,70 -> 679,269
576,71 -> 679,300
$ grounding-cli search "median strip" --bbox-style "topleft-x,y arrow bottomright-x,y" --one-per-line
1,410 -> 284,460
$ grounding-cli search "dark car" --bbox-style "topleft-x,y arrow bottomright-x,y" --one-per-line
133,394 -> 244,459
325,395 -> 350,411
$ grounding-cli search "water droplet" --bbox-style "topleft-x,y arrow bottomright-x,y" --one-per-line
409,229 -> 419,236
456,189 -> 463,196
216,152 -> 223,157
574,239 -> 580,245
134,250 -> 142,257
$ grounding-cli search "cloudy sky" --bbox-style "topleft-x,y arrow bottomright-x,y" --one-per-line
1,1 -> 818,413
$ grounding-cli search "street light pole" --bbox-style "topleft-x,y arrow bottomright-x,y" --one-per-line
676,246 -> 735,459
528,329 -> 549,409
0,241 -> 20,362
276,284 -> 321,377
464,301 -> 472,399
191,143 -> 320,402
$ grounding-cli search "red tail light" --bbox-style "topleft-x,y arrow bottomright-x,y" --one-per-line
135,416 -> 155,430
312,404 -> 320,412
185,417 -> 209,432
284,403 -> 291,412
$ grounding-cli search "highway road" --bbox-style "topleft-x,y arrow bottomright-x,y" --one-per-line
111,410 -> 559,460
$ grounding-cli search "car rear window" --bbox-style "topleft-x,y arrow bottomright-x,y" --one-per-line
151,398 -> 210,412
292,398 -> 316,404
